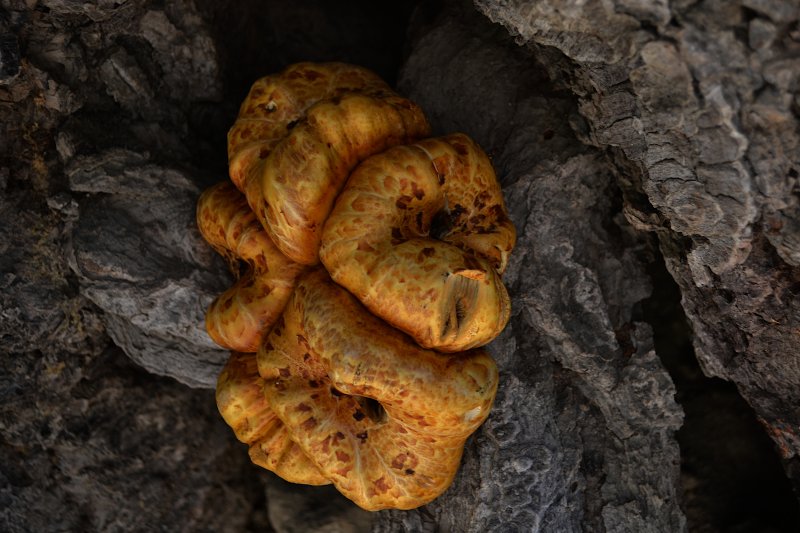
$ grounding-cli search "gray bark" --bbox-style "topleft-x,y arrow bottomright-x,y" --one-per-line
473,0 -> 800,474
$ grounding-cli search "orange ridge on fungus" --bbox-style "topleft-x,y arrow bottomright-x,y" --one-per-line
216,351 -> 328,485
257,269 -> 498,510
197,181 -> 306,352
319,133 -> 516,352
229,62 -> 431,265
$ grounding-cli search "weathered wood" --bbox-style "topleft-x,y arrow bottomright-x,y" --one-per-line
1,0 -> 797,531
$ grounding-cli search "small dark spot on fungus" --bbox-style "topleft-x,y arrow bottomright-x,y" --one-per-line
279,367 -> 291,378
308,380 -> 321,388
297,334 -> 311,351
395,195 -> 413,209
302,417 -> 317,430
286,119 -> 299,131
356,431 -> 368,443
374,476 -> 391,493
336,451 -> 351,462
297,403 -> 312,412
392,453 -> 408,469
411,181 -> 425,200
469,213 -> 487,225
474,190 -> 491,209
353,410 -> 366,421
391,227 -> 405,244
417,247 -> 436,263
335,465 -> 353,477
405,469 -> 415,475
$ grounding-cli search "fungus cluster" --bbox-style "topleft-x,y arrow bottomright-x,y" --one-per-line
197,62 -> 516,510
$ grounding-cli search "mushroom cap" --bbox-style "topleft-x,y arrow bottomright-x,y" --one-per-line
257,269 -> 499,510
228,62 -> 393,191
216,351 -> 328,486
197,181 -> 306,352
319,133 -> 516,352
230,62 -> 431,266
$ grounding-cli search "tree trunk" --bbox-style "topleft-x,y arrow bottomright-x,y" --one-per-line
1,0 -> 797,531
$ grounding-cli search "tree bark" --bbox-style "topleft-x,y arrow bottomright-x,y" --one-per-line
1,0 -> 797,531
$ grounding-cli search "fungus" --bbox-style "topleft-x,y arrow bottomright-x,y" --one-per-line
216,351 -> 328,485
319,134 -> 516,352
197,181 -> 306,352
197,62 -> 514,510
257,269 -> 498,510
229,62 -> 431,265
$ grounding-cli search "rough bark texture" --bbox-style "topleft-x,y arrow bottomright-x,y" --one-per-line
1,0 -> 797,531
66,150 -> 231,388
0,1 -> 267,530
473,0 -> 800,479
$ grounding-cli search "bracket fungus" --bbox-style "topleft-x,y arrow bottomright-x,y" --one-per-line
258,269 -> 498,510
216,350 -> 328,486
319,133 -> 515,352
198,62 -> 515,510
229,62 -> 430,265
197,181 -> 306,352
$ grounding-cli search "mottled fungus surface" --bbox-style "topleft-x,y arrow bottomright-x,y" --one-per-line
198,62 -> 514,510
